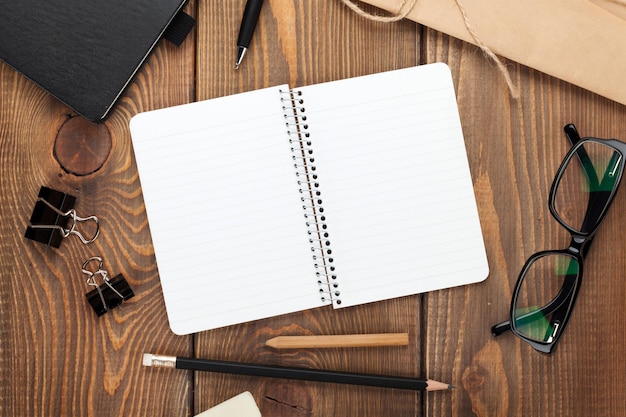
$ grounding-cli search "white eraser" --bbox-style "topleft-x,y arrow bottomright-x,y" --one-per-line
142,353 -> 153,367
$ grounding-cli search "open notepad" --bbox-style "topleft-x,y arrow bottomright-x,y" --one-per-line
130,63 -> 489,335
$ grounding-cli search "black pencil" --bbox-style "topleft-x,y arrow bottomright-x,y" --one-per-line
142,353 -> 453,391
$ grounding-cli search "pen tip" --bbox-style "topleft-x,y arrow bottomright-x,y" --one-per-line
235,47 -> 247,70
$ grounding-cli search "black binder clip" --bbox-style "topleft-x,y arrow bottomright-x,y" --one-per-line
81,257 -> 134,316
24,186 -> 99,248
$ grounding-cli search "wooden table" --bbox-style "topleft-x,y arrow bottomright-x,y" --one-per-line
2,1 -> 626,416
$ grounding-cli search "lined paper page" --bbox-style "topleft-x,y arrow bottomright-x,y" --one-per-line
130,86 -> 324,335
298,64 -> 489,308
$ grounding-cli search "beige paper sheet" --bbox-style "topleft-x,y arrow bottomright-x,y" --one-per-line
194,392 -> 261,417
360,0 -> 626,106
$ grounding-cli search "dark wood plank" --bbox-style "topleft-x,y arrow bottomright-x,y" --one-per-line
195,1 -> 422,415
198,0 -> 419,98
0,2 -> 197,416
4,1 -> 626,416
425,29 -> 626,417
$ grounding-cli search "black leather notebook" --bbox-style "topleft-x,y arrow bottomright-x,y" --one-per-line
0,0 -> 193,121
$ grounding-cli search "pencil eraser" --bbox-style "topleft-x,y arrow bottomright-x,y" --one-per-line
142,353 -> 153,367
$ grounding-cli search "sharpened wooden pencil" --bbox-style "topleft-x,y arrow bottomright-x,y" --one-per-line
143,353 -> 454,391
265,333 -> 409,349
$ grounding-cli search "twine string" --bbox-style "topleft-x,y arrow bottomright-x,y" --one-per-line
339,0 -> 520,99
340,0 -> 418,22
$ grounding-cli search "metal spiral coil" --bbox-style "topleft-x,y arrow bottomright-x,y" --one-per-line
280,88 -> 340,305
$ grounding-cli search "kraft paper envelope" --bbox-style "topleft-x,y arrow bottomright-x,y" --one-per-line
360,0 -> 626,106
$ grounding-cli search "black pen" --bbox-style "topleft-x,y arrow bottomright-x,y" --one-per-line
143,353 -> 454,391
235,0 -> 265,69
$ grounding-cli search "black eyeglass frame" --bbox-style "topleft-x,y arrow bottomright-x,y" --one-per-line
491,124 -> 626,354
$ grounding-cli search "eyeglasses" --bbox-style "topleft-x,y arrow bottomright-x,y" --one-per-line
491,124 -> 626,354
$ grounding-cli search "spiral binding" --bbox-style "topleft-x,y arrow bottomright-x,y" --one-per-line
280,88 -> 341,306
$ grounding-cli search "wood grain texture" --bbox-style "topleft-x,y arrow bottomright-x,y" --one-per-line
2,0 -> 626,416
195,1 -> 421,416
424,29 -> 626,417
0,2 -> 197,416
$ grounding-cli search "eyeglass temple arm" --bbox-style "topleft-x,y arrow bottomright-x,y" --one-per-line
577,155 -> 620,256
566,124 -> 601,188
491,273 -> 577,336
491,319 -> 512,336
564,124 -> 618,257
564,124 -> 582,146
564,124 -> 600,237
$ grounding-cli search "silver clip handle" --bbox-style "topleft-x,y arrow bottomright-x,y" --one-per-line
81,256 -> 124,300
32,198 -> 100,244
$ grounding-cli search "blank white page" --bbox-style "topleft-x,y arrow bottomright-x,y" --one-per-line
298,63 -> 489,308
130,86 -> 324,335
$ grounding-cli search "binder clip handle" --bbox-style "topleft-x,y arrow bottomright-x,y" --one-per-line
25,186 -> 99,248
82,256 -> 109,285
82,257 -> 134,316
38,198 -> 100,244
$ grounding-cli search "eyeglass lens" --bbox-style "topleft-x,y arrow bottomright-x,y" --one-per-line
514,254 -> 580,343
553,140 -> 623,233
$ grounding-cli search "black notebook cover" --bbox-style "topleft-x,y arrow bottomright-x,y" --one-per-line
0,0 -> 189,121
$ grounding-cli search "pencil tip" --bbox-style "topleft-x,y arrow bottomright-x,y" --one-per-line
426,379 -> 455,391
